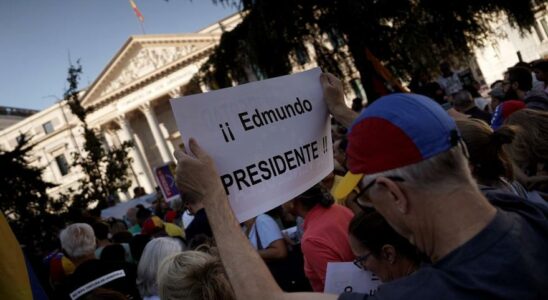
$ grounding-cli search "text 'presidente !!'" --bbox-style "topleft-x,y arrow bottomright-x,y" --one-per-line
219,97 -> 327,195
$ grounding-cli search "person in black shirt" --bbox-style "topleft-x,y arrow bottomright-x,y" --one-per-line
184,196 -> 213,244
55,223 -> 140,300
452,90 -> 492,123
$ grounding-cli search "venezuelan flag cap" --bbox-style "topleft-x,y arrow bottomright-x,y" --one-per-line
490,100 -> 525,130
334,93 -> 460,200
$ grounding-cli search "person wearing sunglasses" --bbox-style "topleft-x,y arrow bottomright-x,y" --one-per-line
348,211 -> 421,282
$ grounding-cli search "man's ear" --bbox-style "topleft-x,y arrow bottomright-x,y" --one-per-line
375,177 -> 408,214
381,244 -> 397,264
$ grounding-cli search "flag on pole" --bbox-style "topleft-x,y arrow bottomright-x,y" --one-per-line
129,0 -> 144,23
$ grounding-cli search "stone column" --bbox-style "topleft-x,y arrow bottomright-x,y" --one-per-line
140,102 -> 172,163
116,115 -> 155,193
132,132 -> 155,186
102,130 -> 116,150
159,123 -> 177,161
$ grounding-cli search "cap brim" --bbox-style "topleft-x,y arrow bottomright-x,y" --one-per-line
333,171 -> 364,201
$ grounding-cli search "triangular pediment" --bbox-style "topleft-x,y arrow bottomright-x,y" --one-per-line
81,33 -> 220,107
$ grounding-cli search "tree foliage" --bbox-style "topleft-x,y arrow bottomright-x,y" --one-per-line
0,134 -> 65,249
64,62 -> 133,212
200,0 -> 547,101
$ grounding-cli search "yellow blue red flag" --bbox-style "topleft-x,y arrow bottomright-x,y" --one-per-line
0,213 -> 47,299
129,0 -> 145,23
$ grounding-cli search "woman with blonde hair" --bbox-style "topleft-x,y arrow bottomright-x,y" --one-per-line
503,109 -> 548,200
157,251 -> 235,300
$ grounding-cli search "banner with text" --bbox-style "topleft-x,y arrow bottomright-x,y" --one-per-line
170,68 -> 333,222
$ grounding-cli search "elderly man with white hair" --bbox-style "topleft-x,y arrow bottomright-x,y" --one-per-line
55,223 -> 139,300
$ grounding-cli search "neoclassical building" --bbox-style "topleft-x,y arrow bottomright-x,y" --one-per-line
4,10 -> 547,202
0,14 -> 242,200
0,13 -> 363,201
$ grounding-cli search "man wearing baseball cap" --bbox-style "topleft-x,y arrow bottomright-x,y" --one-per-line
174,73 -> 548,300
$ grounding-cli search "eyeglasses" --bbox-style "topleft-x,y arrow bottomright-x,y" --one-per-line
353,176 -> 404,211
353,252 -> 372,270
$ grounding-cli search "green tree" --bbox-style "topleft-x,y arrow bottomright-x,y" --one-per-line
199,0 -> 546,101
64,62 -> 133,212
0,134 -> 66,249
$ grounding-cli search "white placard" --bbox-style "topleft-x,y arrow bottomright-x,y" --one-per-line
170,68 -> 333,222
100,193 -> 156,219
324,262 -> 382,296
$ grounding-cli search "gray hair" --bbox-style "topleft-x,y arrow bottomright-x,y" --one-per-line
137,237 -> 183,298
157,251 -> 235,300
126,207 -> 138,225
59,223 -> 96,259
364,145 -> 476,194
452,90 -> 473,109
170,196 -> 183,212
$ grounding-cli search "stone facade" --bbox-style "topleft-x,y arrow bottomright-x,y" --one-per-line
0,14 -> 242,200
0,13 -> 362,201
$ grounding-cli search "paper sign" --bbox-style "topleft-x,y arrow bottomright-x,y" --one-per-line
324,262 -> 382,295
154,163 -> 181,202
170,68 -> 333,222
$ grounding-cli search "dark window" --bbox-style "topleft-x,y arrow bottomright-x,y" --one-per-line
55,154 -> 70,176
252,64 -> 266,80
541,19 -> 548,38
42,121 -> 54,134
533,21 -> 545,41
15,134 -> 25,144
296,47 -> 310,65
328,28 -> 344,49
351,79 -> 366,99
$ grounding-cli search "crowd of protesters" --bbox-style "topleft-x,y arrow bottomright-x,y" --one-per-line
22,58 -> 548,299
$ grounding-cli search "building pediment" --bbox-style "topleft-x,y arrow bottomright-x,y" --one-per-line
81,33 -> 220,108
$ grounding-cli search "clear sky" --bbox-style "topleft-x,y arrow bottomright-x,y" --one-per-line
0,0 -> 238,110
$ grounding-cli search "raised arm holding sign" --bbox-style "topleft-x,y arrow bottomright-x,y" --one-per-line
170,68 -> 333,222
174,139 -> 336,300
172,70 -> 351,300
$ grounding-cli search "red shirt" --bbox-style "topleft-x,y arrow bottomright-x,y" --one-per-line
301,204 -> 355,292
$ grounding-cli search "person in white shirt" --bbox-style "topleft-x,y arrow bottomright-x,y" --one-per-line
437,62 -> 463,96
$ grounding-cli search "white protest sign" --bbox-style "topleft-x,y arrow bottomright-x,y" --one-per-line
324,262 -> 382,296
170,68 -> 332,222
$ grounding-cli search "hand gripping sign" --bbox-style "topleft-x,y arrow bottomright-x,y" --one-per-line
170,68 -> 333,222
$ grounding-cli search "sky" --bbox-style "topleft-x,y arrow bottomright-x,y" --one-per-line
0,0 -> 238,110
